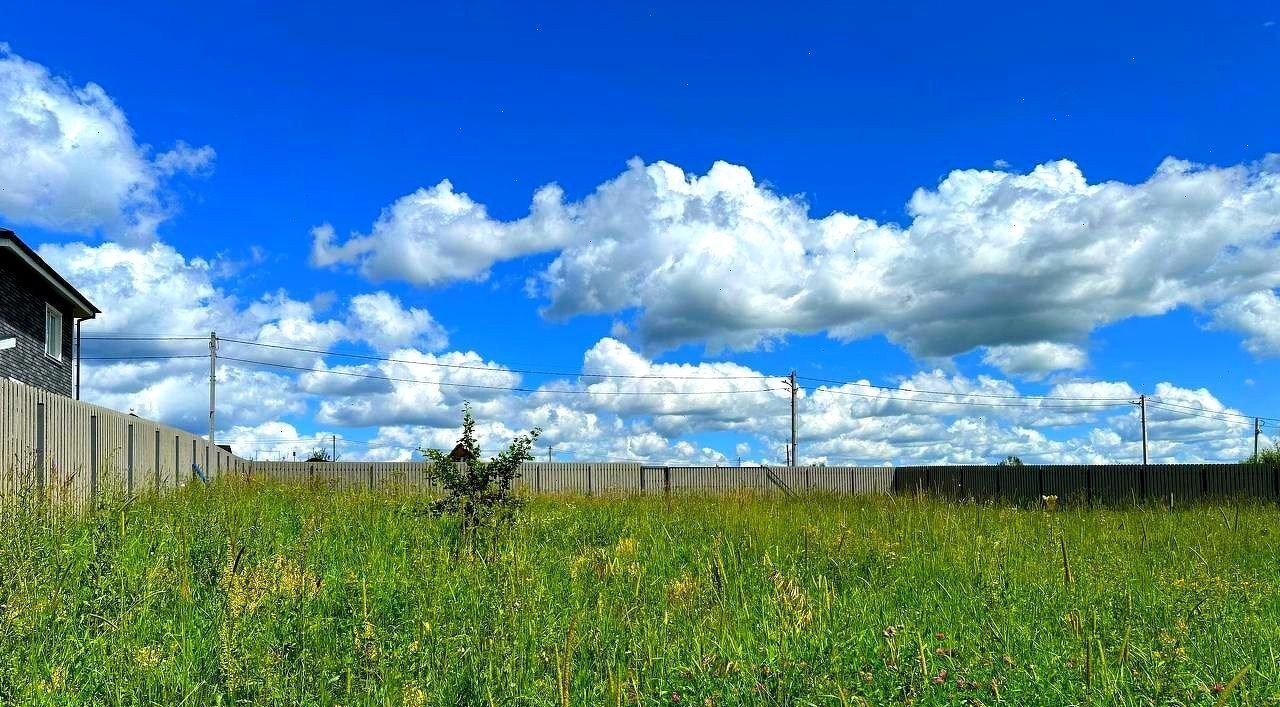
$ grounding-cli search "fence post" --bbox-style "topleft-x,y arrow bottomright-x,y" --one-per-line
639,466 -> 645,493
127,423 -> 135,495
34,401 -> 46,488
587,465 -> 593,496
89,414 -> 98,499
536,465 -> 542,494
368,465 -> 374,492
154,430 -> 160,493
663,467 -> 671,496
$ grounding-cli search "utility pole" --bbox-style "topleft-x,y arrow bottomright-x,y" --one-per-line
1256,418 -> 1263,461
75,320 -> 81,400
1138,394 -> 1148,465
783,368 -> 793,463
780,371 -> 798,466
547,445 -> 553,463
208,332 -> 217,448
332,434 -> 338,461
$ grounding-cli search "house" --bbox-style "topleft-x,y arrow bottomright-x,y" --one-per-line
448,443 -> 478,462
0,229 -> 100,398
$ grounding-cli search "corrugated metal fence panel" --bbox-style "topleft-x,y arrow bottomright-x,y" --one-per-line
893,463 -> 1280,506
0,378 -> 241,506
1040,466 -> 1090,503
0,379 -> 1275,507
1147,464 -> 1203,503
1090,465 -> 1144,504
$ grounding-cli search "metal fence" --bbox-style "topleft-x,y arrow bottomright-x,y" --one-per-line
4,377 -> 1280,507
0,377 -> 246,505
895,463 -> 1280,505
247,461 -> 895,496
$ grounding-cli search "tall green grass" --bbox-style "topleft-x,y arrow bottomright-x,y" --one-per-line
0,481 -> 1276,705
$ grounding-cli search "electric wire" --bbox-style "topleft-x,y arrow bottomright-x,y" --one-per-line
1147,398 -> 1279,423
77,335 -> 1278,427
798,374 -> 1132,402
217,337 -> 779,381
219,355 -> 787,396
808,386 -> 1130,410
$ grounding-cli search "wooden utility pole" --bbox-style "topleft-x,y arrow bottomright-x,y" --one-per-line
208,332 -> 217,448
1256,417 -> 1263,461
332,434 -> 338,461
783,368 -> 793,468
1139,394 -> 1148,465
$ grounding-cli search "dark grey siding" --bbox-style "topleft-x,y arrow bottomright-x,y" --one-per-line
0,249 -> 74,396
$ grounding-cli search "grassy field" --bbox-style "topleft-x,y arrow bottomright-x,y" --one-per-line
0,482 -> 1277,705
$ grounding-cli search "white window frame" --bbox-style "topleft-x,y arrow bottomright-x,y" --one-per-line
44,304 -> 63,361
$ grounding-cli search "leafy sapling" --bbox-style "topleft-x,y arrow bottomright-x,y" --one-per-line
420,402 -> 541,530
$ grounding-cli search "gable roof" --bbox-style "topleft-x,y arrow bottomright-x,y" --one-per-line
0,229 -> 100,320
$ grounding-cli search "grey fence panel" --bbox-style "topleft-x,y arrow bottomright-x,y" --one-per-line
997,468 -> 1039,504
1147,464 -> 1203,503
896,463 -> 1280,506
1090,464 -> 1144,504
1039,466 -> 1089,503
961,467 -> 999,500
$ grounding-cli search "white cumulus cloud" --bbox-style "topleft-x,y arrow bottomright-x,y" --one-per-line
0,45 -> 215,241
315,155 -> 1280,372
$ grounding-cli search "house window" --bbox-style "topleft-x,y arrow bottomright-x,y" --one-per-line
45,304 -> 63,361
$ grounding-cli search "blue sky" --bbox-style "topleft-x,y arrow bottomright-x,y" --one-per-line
1,1 -> 1278,463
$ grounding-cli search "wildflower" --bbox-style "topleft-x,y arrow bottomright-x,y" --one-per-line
1041,495 -> 1059,511
935,647 -> 953,656
615,537 -> 638,557
932,669 -> 948,685
135,646 -> 164,669
403,683 -> 426,707
1211,682 -> 1226,695
935,632 -> 946,640
1002,655 -> 1014,666
667,574 -> 698,606
670,691 -> 682,703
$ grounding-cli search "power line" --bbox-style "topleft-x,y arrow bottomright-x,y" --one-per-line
82,334 -> 779,380
218,337 -> 777,381
82,335 -> 207,341
799,375 -> 1132,402
1146,402 -> 1263,428
1147,398 -> 1280,423
244,437 -> 401,448
81,354 -> 207,361
809,386 -> 1130,410
220,355 -> 787,396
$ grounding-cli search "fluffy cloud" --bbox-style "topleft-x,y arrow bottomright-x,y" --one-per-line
1211,290 -> 1280,357
259,335 -> 1259,466
309,180 -> 571,285
37,240 -> 451,429
316,156 -> 1280,372
982,342 -> 1088,378
311,349 -> 521,427
345,292 -> 448,352
87,360 -> 303,431
0,45 -> 214,240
